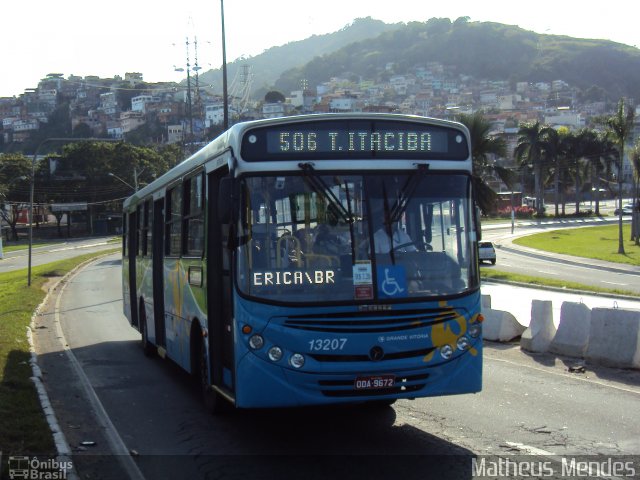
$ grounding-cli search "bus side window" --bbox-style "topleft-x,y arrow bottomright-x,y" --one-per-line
166,185 -> 182,256
145,200 -> 153,257
137,205 -> 143,257
184,174 -> 204,257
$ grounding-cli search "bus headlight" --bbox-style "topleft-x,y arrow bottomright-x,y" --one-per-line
290,353 -> 305,369
456,336 -> 470,351
249,334 -> 264,350
469,324 -> 481,338
440,344 -> 454,360
268,346 -> 283,362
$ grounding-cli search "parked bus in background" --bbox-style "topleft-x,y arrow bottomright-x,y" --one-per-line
121,114 -> 484,412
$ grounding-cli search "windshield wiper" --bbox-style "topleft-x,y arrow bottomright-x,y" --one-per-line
388,164 -> 429,224
298,162 -> 353,224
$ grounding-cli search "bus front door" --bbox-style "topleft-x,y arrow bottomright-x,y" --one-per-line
207,170 -> 235,397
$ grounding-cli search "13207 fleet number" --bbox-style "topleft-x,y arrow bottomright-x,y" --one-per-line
308,338 -> 347,351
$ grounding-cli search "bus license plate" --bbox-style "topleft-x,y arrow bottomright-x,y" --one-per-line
354,375 -> 396,390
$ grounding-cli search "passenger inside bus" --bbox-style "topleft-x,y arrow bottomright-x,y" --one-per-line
369,200 -> 417,254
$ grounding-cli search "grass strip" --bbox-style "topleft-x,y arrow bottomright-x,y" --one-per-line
481,269 -> 638,297
0,249 -> 119,457
513,223 -> 639,266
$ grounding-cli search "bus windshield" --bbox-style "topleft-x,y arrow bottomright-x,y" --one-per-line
236,172 -> 478,304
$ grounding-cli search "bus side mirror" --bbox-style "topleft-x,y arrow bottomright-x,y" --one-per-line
218,177 -> 233,224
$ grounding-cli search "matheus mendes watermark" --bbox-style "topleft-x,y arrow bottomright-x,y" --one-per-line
472,456 -> 637,478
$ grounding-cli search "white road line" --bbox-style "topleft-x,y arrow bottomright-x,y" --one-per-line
536,270 -> 559,275
503,441 -> 555,456
601,281 -> 628,286
488,356 -> 640,395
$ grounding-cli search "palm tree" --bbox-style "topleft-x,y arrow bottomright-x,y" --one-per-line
604,99 -> 635,254
514,121 -> 553,216
577,128 -> 601,214
556,130 -> 580,216
458,112 -> 509,214
543,126 -> 564,217
566,129 -> 593,215
592,133 -> 616,216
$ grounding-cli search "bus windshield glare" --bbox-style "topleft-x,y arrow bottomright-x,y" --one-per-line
237,173 -> 478,303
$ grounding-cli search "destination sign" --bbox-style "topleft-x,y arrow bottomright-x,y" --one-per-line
241,119 -> 469,161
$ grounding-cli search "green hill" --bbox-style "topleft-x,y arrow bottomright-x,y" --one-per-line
196,17 -> 400,98
270,17 -> 640,101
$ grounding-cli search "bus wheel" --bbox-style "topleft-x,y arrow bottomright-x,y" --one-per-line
197,335 -> 228,414
139,303 -> 155,357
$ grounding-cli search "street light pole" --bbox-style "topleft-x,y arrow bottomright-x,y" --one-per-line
108,172 -> 135,191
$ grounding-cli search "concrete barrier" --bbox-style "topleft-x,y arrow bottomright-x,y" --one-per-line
521,300 -> 556,353
482,308 -> 526,342
549,302 -> 591,358
585,308 -> 640,369
481,294 -> 492,310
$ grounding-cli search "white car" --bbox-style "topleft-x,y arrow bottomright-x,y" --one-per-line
478,241 -> 496,265
614,204 -> 635,215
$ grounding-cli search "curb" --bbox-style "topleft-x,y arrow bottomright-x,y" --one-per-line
28,256 -> 103,480
481,277 -> 640,302
27,252 -> 141,480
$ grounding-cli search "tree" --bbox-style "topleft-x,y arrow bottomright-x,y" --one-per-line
564,129 -> 590,215
591,132 -> 616,215
514,121 -> 553,216
458,112 -> 509,214
40,141 -> 170,237
576,128 -> 601,213
0,153 -> 31,240
264,90 -> 286,104
543,127 -> 559,216
604,98 -> 635,254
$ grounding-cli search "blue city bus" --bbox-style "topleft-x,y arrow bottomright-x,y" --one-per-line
121,113 -> 483,411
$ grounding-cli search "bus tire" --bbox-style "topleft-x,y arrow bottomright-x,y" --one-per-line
139,302 -> 155,357
195,329 -> 228,414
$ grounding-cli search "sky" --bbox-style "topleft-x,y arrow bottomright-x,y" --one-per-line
2,0 -> 638,98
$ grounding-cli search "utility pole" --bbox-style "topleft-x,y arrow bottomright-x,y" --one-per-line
185,37 -> 194,141
221,0 -> 229,130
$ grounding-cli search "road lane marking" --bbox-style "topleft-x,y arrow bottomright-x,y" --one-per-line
536,270 -> 559,275
503,441 -> 555,456
487,355 -> 640,395
601,281 -> 628,286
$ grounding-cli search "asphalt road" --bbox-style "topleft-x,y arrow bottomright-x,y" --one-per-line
482,218 -> 640,295
0,236 -> 118,273
32,253 -> 640,480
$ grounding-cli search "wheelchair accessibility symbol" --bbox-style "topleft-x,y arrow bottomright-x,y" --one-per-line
377,266 -> 407,298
